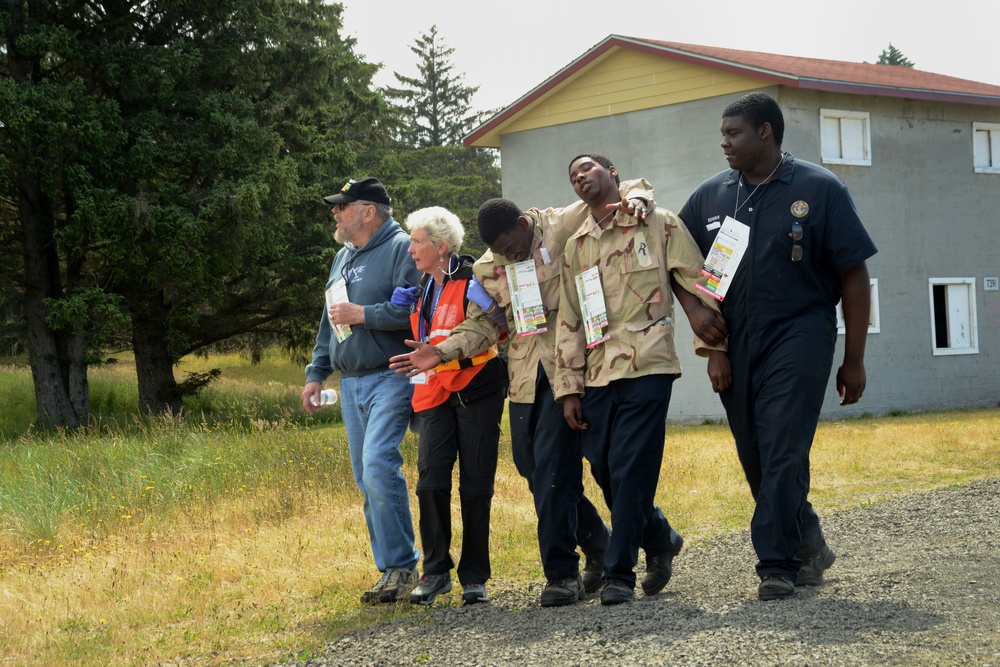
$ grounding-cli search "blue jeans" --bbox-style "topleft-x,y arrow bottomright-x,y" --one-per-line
340,369 -> 420,572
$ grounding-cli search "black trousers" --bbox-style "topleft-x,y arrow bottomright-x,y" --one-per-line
720,313 -> 835,580
415,387 -> 505,585
579,374 -> 681,586
509,364 -> 611,581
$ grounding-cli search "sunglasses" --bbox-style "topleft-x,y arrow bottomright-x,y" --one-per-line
332,200 -> 372,212
789,222 -> 803,262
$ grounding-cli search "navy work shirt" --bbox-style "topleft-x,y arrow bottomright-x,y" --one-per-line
678,153 -> 877,329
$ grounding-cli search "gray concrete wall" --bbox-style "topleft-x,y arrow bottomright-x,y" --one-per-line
497,87 -> 1000,421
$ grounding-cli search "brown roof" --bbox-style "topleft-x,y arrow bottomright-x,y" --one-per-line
639,38 -> 1000,98
464,35 -> 1000,146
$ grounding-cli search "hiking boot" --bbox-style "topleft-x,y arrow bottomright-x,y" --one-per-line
462,583 -> 488,605
360,570 -> 391,604
540,576 -> 584,607
758,574 -> 795,601
641,532 -> 684,596
581,550 -> 605,595
376,567 -> 416,603
409,573 -> 452,605
797,545 -> 836,586
600,579 -> 634,606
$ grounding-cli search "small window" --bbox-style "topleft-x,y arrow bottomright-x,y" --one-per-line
973,122 -> 1000,174
836,278 -> 880,334
820,109 -> 871,166
928,278 -> 978,356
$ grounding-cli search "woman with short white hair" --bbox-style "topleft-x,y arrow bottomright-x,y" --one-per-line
393,206 -> 508,606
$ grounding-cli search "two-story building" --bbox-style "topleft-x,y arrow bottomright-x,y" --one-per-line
464,35 -> 1000,420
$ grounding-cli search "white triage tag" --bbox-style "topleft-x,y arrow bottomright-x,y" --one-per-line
696,215 -> 750,302
506,259 -> 547,336
325,279 -> 353,342
410,371 -> 431,385
575,266 -> 610,348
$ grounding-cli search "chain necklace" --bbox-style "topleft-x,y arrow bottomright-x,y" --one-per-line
734,152 -> 785,217
594,208 -> 615,228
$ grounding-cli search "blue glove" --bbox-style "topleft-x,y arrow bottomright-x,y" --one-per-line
391,285 -> 419,307
466,277 -> 495,312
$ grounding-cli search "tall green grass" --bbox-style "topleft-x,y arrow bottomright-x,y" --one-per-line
1,349 -> 343,440
0,418 -> 377,545
0,351 -> 352,546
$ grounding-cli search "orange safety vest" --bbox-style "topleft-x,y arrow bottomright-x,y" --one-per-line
409,277 -> 498,412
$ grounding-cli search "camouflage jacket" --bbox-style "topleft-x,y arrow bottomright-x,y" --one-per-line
552,205 -> 724,400
435,180 -> 654,404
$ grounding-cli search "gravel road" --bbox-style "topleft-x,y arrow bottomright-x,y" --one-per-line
274,478 -> 1000,666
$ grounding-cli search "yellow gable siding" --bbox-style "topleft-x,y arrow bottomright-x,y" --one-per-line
493,47 -> 767,140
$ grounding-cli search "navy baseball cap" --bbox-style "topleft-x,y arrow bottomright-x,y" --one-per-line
323,177 -> 391,206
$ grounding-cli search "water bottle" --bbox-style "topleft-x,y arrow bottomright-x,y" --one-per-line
310,388 -> 338,407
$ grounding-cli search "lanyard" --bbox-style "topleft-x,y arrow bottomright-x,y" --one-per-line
418,281 -> 444,342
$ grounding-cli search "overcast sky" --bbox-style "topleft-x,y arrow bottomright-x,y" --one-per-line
339,0 -> 999,115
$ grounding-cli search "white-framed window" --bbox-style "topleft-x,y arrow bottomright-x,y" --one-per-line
973,122 -> 1000,173
836,278 -> 880,334
928,278 -> 978,356
820,109 -> 872,166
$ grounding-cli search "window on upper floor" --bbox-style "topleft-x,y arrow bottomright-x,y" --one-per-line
928,278 -> 978,356
836,278 -> 880,335
820,109 -> 872,166
973,122 -> 1000,173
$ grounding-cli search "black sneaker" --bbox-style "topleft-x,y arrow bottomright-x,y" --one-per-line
758,574 -> 795,601
600,579 -> 634,605
540,575 -> 584,607
797,545 -> 836,586
461,583 -> 488,605
581,550 -> 605,595
409,573 -> 452,605
641,532 -> 684,596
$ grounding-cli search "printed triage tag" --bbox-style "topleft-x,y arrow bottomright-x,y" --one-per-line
575,266 -> 610,348
325,279 -> 353,342
506,259 -> 547,336
696,216 -> 750,302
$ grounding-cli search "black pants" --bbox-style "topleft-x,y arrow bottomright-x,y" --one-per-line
579,374 -> 680,586
415,387 -> 505,585
721,314 -> 835,580
509,364 -> 611,581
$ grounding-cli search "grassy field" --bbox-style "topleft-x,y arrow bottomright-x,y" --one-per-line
0,351 -> 997,666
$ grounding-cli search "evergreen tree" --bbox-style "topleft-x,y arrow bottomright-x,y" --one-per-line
382,26 -> 500,252
0,0 -> 395,424
877,44 -> 915,68
387,145 -> 500,258
384,25 -> 486,148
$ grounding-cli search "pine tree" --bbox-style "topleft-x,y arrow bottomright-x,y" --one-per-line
380,26 -> 501,254
877,44 -> 915,68
384,25 -> 486,148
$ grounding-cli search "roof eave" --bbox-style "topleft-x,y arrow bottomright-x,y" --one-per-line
463,36 -> 1000,146
463,35 -> 628,147
797,78 -> 1000,107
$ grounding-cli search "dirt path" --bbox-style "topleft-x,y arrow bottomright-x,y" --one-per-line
271,479 -> 1000,666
